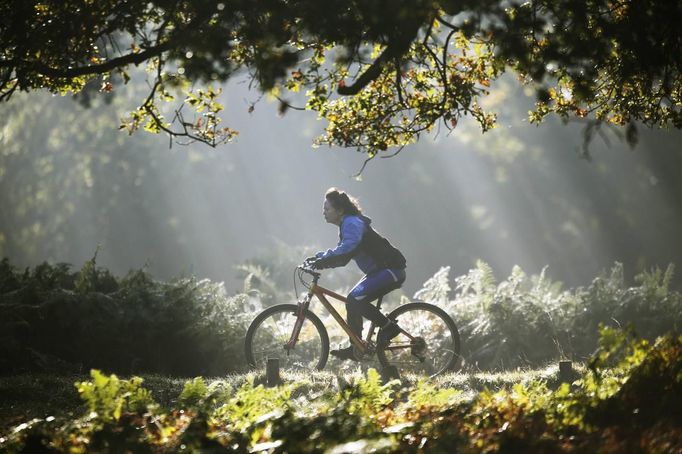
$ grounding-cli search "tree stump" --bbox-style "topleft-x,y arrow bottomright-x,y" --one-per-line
559,360 -> 573,383
266,358 -> 280,387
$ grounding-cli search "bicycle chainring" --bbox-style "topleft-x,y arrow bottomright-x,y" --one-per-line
352,345 -> 367,361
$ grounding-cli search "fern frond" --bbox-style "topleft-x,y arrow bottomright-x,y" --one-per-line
414,266 -> 451,303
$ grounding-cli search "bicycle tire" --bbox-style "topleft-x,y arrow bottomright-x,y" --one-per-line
245,303 -> 330,371
376,301 -> 461,377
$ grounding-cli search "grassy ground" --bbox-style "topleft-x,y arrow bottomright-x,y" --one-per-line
0,362 -> 583,435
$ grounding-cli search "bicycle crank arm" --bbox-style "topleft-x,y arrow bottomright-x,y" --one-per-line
383,342 -> 415,350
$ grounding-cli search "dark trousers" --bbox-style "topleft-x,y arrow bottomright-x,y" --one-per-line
346,268 -> 406,339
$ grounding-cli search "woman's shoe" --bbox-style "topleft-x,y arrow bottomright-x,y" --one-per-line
330,345 -> 357,361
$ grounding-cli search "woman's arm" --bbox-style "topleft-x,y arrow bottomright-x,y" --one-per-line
313,217 -> 365,268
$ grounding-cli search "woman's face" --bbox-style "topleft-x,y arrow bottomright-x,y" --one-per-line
323,198 -> 344,225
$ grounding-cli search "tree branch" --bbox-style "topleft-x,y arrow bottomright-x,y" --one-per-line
337,20 -> 424,95
16,42 -> 174,79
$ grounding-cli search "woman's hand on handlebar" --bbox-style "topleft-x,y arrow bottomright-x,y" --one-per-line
303,256 -> 320,270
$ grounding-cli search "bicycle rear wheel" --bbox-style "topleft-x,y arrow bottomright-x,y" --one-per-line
245,303 -> 330,371
376,301 -> 461,377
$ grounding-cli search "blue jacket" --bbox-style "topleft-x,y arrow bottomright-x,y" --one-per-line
315,215 -> 406,274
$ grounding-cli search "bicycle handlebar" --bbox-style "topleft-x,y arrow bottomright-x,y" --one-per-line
297,264 -> 321,278
294,264 -> 320,294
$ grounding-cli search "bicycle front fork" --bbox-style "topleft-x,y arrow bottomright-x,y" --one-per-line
284,293 -> 312,350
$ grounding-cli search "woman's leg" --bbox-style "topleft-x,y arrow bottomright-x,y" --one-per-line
346,268 -> 406,337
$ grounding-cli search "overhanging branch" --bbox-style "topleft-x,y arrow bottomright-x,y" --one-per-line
337,19 -> 426,95
16,41 -> 174,79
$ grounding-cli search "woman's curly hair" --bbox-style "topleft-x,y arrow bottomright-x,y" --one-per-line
325,188 -> 362,216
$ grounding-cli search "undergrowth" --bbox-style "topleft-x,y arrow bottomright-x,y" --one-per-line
419,261 -> 682,369
1,256 -> 681,375
0,257 -> 253,376
0,327 -> 679,453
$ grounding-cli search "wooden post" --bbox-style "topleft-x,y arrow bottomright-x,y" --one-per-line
559,360 -> 573,383
266,358 -> 280,387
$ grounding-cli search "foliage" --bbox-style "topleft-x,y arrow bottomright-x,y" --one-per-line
422,261 -> 682,369
340,368 -> 397,416
2,329 -> 681,452
235,263 -> 280,309
73,247 -> 117,294
413,265 -> 451,304
212,381 -> 293,432
76,370 -> 155,424
1,1 -> 679,154
406,378 -> 461,410
177,377 -> 210,410
233,240 -> 358,310
3,256 -> 680,377
0,259 -> 251,376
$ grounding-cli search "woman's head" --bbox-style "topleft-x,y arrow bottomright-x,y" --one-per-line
323,188 -> 361,225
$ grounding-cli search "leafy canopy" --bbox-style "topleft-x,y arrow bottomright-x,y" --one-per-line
1,0 -> 680,155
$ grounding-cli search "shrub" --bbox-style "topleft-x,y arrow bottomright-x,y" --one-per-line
421,261 -> 682,369
0,259 -> 251,376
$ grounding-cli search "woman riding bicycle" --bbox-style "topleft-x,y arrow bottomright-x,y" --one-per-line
306,188 -> 407,361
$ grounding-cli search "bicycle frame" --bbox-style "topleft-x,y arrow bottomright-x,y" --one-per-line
285,270 -> 416,355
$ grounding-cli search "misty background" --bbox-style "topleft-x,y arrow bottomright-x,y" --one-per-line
1,74 -> 681,296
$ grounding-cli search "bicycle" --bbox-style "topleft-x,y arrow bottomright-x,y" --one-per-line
244,265 -> 461,377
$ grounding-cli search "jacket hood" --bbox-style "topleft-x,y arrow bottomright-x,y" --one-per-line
344,214 -> 372,226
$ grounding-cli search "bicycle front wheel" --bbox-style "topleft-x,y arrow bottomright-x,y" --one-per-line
377,301 -> 461,377
245,303 -> 330,371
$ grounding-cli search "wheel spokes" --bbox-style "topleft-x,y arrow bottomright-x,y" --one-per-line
250,310 -> 324,370
383,311 -> 457,375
